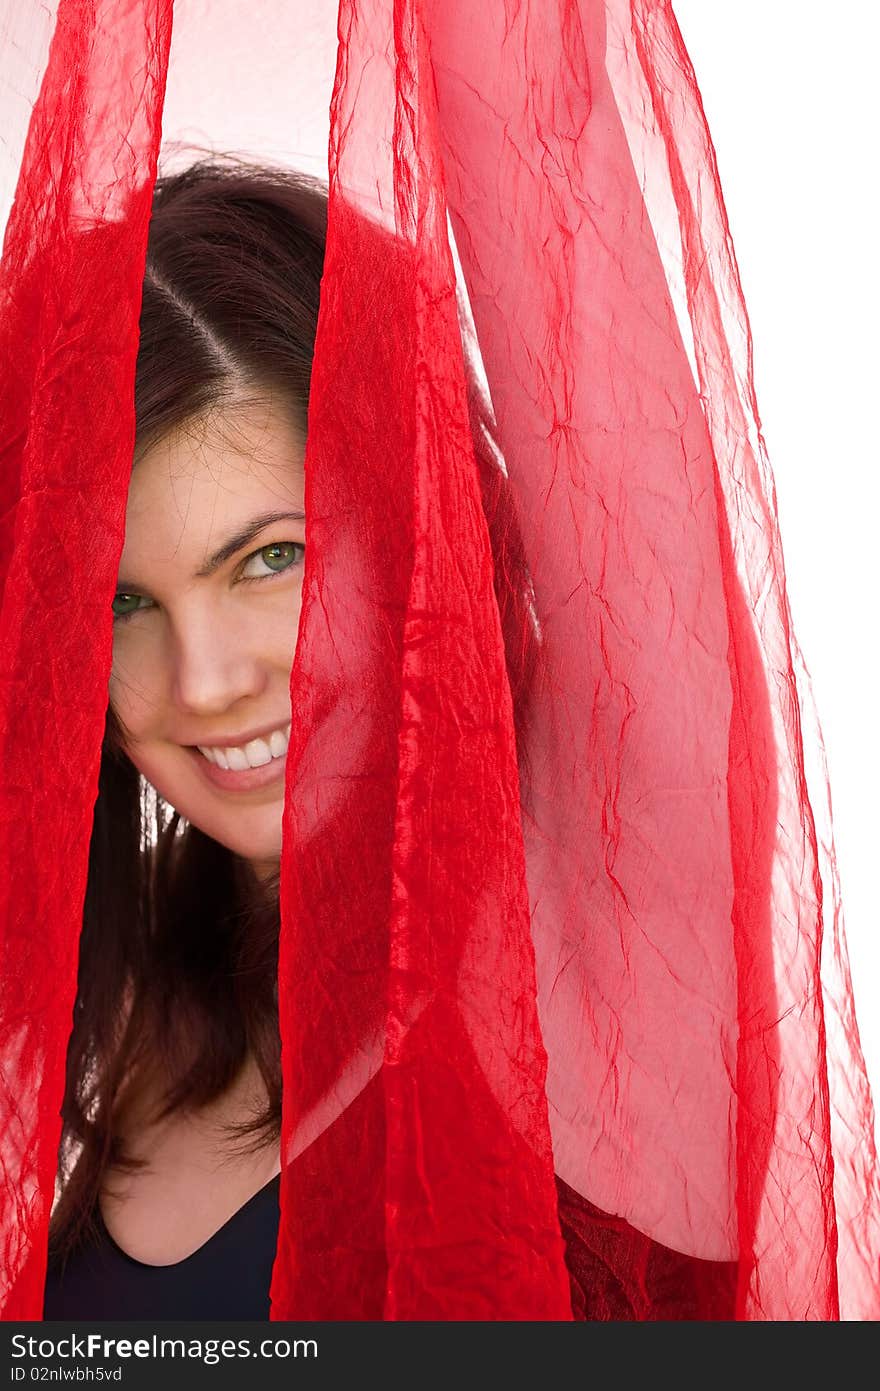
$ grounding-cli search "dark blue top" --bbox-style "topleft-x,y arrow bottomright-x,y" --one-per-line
42,1172 -> 282,1321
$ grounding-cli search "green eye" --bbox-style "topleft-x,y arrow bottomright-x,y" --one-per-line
240,541 -> 304,579
111,592 -> 148,621
262,543 -> 299,571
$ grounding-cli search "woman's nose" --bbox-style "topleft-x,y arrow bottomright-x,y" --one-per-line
169,613 -> 268,715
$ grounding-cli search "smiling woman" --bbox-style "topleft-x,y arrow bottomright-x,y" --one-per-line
109,395 -> 307,880
41,154 -> 743,1324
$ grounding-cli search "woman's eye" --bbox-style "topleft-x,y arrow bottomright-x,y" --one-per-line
239,541 -> 305,581
111,593 -> 150,622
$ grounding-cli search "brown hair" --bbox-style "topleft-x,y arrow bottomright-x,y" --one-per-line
48,156 -> 544,1267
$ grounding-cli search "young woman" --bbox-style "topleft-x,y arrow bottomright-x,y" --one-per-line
42,158 -> 738,1320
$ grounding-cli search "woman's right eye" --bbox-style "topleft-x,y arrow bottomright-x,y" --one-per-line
111,593 -> 150,623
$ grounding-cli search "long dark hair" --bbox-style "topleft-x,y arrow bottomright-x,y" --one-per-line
47,157 -> 544,1267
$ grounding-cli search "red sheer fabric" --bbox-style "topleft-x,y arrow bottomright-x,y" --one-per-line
1,0 -> 879,1321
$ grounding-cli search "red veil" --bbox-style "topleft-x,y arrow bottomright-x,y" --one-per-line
1,0 -> 878,1320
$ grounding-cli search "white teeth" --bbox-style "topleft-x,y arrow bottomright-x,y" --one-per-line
197,721 -> 291,770
268,728 -> 287,758
242,737 -> 272,767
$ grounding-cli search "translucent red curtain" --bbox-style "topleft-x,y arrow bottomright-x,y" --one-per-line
1,0 -> 878,1321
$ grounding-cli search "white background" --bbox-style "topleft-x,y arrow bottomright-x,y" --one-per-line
673,2 -> 879,1125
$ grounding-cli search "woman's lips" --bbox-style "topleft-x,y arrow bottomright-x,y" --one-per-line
186,743 -> 287,792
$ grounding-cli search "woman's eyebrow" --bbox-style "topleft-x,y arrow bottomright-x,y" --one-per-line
116,509 -> 306,591
193,509 -> 307,577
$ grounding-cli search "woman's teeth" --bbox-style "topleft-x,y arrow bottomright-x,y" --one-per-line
197,722 -> 291,770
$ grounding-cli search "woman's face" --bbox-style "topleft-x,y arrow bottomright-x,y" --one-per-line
109,393 -> 307,880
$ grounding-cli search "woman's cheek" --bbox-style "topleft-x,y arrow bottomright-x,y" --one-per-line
108,638 -> 161,739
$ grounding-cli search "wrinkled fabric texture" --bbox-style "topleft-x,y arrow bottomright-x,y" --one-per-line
1,0 -> 879,1321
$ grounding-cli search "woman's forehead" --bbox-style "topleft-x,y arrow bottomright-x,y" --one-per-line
135,393 -> 305,479
120,396 -> 306,572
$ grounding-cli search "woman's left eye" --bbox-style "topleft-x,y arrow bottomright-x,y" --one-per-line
239,541 -> 305,582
